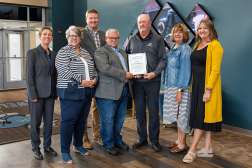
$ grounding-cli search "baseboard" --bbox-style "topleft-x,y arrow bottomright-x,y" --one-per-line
0,88 -> 26,92
223,124 -> 252,138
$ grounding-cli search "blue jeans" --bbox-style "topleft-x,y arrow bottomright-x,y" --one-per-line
96,85 -> 128,149
59,88 -> 93,153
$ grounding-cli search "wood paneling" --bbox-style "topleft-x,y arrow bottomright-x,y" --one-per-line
0,0 -> 48,7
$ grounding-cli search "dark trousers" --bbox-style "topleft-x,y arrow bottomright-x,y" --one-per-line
96,86 -> 128,149
159,93 -> 164,123
29,97 -> 54,150
59,88 -> 93,153
133,81 -> 160,144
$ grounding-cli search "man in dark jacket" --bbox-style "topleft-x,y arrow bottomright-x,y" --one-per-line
80,9 -> 106,149
126,13 -> 166,152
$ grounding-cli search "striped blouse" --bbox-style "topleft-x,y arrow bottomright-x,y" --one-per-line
55,45 -> 97,88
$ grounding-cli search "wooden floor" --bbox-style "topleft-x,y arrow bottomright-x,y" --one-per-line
0,117 -> 251,168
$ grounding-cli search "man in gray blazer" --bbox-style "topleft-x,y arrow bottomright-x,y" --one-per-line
94,29 -> 133,155
80,9 -> 106,149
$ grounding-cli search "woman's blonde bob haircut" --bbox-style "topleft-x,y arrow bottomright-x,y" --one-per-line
170,23 -> 189,43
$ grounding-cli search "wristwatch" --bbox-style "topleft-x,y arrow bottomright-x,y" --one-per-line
178,88 -> 184,92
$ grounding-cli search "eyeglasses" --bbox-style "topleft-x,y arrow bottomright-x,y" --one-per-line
107,36 -> 119,40
69,34 -> 79,38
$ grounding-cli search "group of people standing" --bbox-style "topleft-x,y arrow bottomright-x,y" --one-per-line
26,8 -> 223,164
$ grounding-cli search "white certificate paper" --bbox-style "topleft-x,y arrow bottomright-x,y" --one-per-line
128,53 -> 147,75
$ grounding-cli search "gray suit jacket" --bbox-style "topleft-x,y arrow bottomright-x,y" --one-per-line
27,45 -> 57,99
80,26 -> 106,56
94,45 -> 131,100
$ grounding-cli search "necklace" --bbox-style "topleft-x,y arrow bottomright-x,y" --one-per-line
197,40 -> 210,50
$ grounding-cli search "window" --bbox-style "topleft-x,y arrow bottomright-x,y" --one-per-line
0,4 -> 27,20
29,7 -> 42,21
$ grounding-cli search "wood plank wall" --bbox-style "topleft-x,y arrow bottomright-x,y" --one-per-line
0,0 -> 48,7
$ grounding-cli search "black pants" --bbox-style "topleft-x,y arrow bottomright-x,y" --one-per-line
133,81 -> 160,144
29,97 -> 54,150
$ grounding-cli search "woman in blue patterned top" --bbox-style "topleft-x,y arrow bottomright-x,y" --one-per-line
162,23 -> 191,153
56,25 -> 97,164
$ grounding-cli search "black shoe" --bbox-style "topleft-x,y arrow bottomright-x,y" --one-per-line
132,141 -> 148,150
44,147 -> 58,156
151,143 -> 162,152
33,149 -> 43,160
104,147 -> 119,155
115,142 -> 129,151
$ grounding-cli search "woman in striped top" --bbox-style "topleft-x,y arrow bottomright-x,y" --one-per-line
55,25 -> 97,164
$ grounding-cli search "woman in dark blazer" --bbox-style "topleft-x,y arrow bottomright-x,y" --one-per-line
56,25 -> 97,164
27,26 -> 57,160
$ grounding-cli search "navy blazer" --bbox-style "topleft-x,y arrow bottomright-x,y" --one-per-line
26,45 -> 57,99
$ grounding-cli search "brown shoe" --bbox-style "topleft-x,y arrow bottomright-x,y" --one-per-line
84,141 -> 93,150
170,145 -> 188,153
167,142 -> 177,149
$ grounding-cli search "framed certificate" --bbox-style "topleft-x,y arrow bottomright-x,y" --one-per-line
128,53 -> 147,75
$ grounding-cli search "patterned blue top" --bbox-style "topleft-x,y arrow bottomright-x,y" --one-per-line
162,43 -> 191,89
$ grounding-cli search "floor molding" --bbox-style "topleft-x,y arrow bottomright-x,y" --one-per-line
223,124 -> 252,138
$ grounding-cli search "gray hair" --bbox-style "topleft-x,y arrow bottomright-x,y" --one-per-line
65,25 -> 81,39
137,13 -> 151,23
105,28 -> 120,37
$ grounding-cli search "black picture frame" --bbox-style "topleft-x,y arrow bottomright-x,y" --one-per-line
143,0 -> 161,22
122,23 -> 138,49
152,2 -> 195,48
185,3 -> 212,33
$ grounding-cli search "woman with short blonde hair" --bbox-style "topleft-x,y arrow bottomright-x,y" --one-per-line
162,23 -> 192,153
